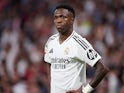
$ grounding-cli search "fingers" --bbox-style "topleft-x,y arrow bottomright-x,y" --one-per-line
66,89 -> 82,93
66,86 -> 82,93
66,91 -> 82,93
66,90 -> 75,93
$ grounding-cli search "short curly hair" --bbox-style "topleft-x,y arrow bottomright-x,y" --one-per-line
54,4 -> 75,18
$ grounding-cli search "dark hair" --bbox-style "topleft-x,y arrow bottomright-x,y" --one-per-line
55,4 -> 75,18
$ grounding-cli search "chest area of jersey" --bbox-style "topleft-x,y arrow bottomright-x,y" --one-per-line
48,41 -> 75,57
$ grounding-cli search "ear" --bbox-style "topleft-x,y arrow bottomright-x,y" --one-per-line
70,17 -> 74,24
71,17 -> 74,21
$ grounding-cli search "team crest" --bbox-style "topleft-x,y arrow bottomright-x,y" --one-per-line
64,47 -> 70,55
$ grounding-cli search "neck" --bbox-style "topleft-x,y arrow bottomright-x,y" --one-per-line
59,28 -> 73,44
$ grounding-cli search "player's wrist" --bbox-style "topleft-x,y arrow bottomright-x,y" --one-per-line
82,84 -> 94,93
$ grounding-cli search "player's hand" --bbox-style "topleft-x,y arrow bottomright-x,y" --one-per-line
66,86 -> 82,93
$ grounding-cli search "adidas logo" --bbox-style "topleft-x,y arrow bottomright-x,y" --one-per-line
49,48 -> 53,53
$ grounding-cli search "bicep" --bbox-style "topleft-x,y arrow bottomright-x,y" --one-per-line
93,60 -> 108,71
89,60 -> 109,88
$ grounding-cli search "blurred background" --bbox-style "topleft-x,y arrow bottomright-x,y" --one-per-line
0,0 -> 124,93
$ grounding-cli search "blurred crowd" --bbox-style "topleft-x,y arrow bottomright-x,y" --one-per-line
0,0 -> 124,93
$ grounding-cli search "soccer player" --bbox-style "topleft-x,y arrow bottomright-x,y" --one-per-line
44,4 -> 109,93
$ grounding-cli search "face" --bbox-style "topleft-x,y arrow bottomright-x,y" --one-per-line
54,8 -> 74,35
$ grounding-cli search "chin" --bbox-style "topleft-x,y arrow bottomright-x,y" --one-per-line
57,28 -> 63,32
57,28 -> 67,35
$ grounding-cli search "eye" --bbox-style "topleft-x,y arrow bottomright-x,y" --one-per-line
54,16 -> 57,19
60,15 -> 68,19
54,15 -> 68,20
60,15 -> 64,18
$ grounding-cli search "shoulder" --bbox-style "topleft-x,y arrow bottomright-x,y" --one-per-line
72,32 -> 91,50
45,33 -> 58,45
47,33 -> 58,42
48,33 -> 58,41
73,32 -> 84,39
72,32 -> 88,44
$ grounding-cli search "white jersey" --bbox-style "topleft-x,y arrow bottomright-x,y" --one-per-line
44,31 -> 101,93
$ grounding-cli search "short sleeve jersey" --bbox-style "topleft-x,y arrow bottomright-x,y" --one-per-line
44,31 -> 101,93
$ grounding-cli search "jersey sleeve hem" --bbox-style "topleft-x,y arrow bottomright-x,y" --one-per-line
44,54 -> 51,64
90,57 -> 101,67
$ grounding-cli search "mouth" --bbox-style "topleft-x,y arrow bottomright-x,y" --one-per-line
56,24 -> 63,28
56,25 -> 62,28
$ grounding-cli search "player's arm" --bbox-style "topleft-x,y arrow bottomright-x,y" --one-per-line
89,60 -> 109,88
83,60 -> 109,93
46,63 -> 51,81
45,62 -> 51,92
